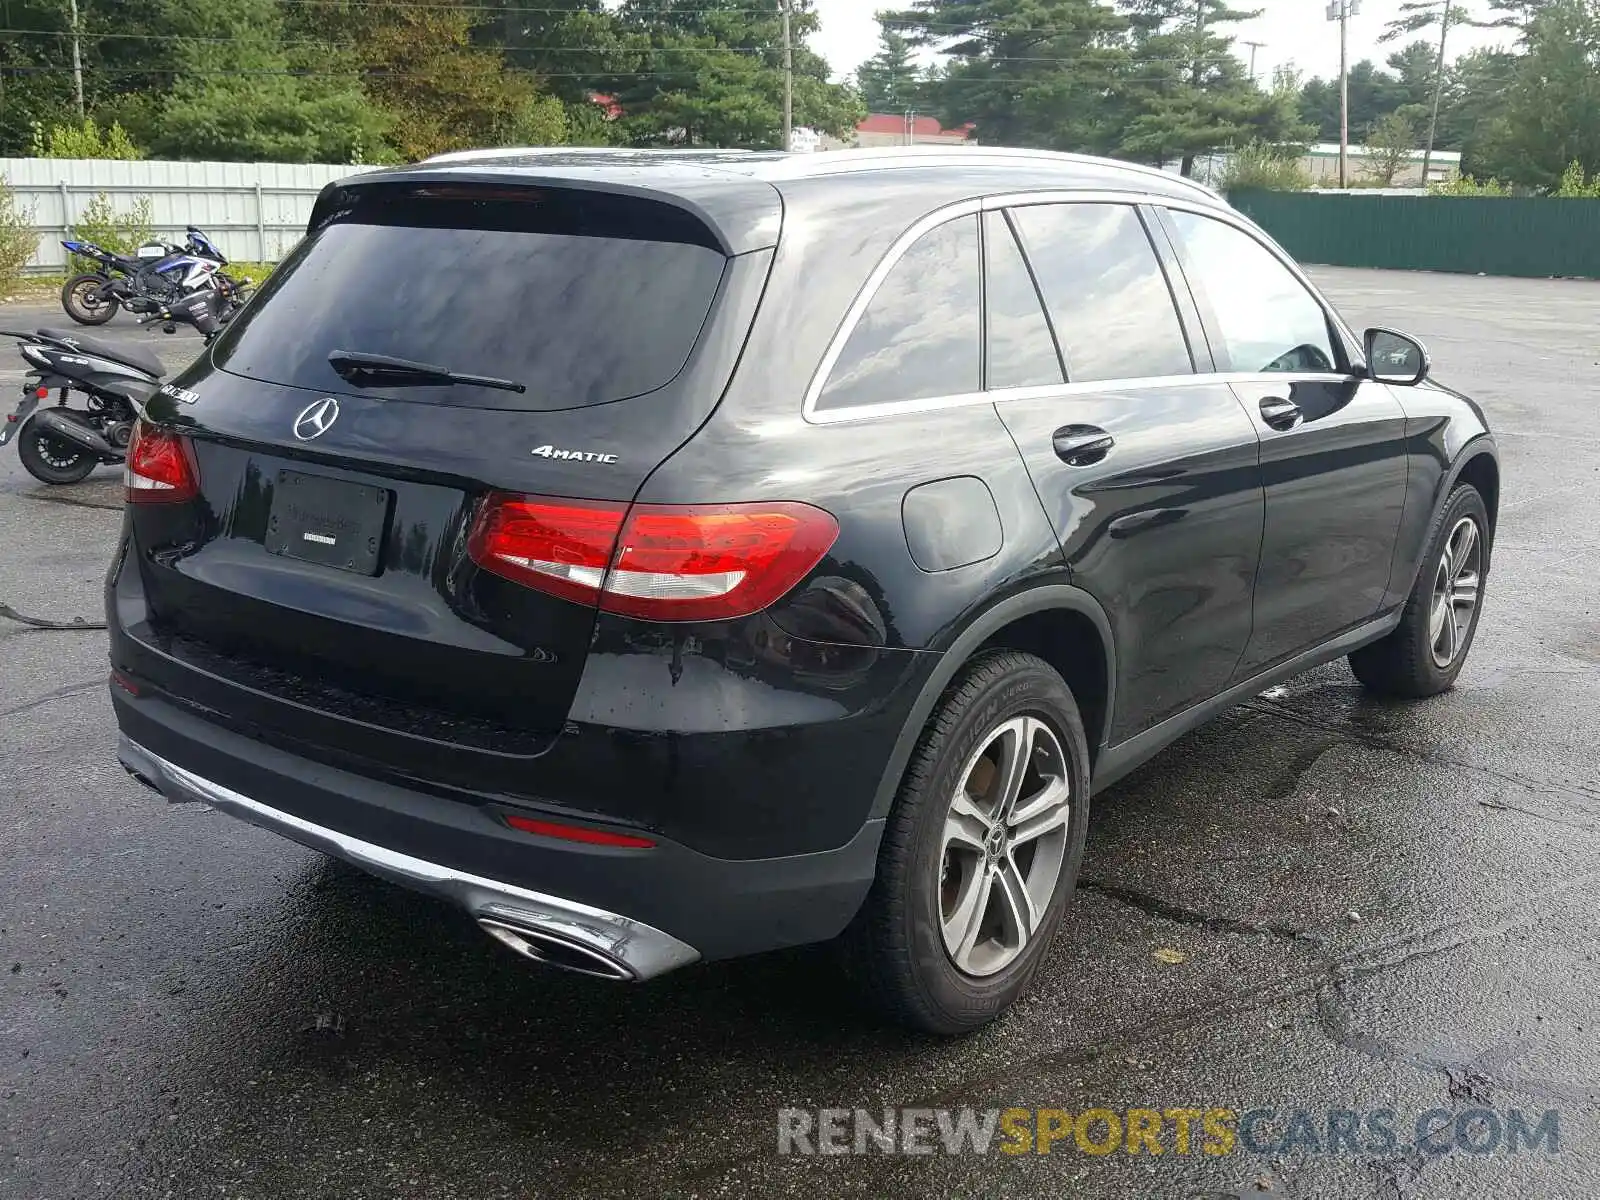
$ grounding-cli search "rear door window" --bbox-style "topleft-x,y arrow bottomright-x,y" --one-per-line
1009,203 -> 1194,383
984,211 -> 1065,390
211,187 -> 729,411
1163,209 -> 1339,373
815,215 -> 982,413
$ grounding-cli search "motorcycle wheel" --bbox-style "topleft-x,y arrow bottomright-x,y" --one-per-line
16,418 -> 99,484
61,274 -> 118,326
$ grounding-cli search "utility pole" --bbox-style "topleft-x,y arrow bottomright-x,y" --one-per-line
1327,0 -> 1359,188
67,0 -> 85,119
1243,40 -> 1265,82
1421,1 -> 1453,185
1181,0 -> 1207,176
781,0 -> 793,152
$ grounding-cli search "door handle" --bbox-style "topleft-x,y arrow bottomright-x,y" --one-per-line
1259,396 -> 1303,431
1052,425 -> 1115,467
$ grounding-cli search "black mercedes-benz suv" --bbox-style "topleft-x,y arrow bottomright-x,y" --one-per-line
109,147 -> 1498,1033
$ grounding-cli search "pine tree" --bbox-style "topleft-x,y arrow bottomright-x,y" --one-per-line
1114,0 -> 1310,174
886,0 -> 1132,153
604,0 -> 861,148
144,0 -> 390,162
856,25 -> 923,112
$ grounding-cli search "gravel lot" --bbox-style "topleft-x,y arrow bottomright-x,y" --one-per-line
2,269 -> 1598,1198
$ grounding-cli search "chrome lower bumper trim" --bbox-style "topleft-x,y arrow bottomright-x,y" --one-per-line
118,736 -> 701,981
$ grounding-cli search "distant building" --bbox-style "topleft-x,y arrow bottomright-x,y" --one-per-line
1300,143 -> 1462,187
587,93 -> 623,121
819,113 -> 977,151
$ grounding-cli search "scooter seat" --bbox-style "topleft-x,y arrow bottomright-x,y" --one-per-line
34,328 -> 166,379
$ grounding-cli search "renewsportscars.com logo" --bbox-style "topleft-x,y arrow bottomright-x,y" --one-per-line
776,1106 -> 1562,1158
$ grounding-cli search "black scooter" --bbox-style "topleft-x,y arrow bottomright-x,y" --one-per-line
1,290 -> 232,485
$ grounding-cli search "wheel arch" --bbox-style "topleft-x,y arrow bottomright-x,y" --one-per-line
869,585 -> 1116,821
1453,445 -> 1499,544
1423,436 -> 1499,583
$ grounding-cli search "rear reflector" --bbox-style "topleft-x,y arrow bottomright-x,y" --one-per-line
468,495 -> 838,622
125,421 -> 199,504
503,813 -> 656,849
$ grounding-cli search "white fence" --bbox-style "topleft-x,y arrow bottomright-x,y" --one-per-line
1,157 -> 382,273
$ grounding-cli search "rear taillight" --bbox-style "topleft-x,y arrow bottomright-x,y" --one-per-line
467,494 -> 839,622
124,420 -> 199,504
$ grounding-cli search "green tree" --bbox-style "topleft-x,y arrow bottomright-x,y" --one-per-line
1447,47 -> 1519,172
856,24 -> 924,112
1365,109 -> 1420,182
1386,39 -> 1443,110
887,0 -> 1131,153
294,2 -> 569,160
1381,1 -> 1487,175
1299,60 -> 1411,143
0,176 -> 36,295
1480,0 -> 1561,38
1115,0 -> 1311,174
1553,158 -> 1600,194
1473,0 -> 1600,188
0,0 -> 176,154
69,192 -> 155,255
31,117 -> 144,158
144,0 -> 390,162
605,0 -> 861,149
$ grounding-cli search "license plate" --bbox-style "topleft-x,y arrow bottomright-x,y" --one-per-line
264,470 -> 391,575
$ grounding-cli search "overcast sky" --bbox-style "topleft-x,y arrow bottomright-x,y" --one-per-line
808,0 -> 1514,89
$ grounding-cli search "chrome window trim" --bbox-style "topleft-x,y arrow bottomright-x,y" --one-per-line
805,371 -> 1357,427
802,187 -> 1362,426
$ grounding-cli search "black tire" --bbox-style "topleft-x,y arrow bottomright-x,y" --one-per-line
1350,484 -> 1490,698
61,274 -> 118,326
840,651 -> 1091,1034
16,418 -> 98,484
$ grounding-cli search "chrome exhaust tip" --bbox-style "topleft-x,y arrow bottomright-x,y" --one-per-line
478,917 -> 636,981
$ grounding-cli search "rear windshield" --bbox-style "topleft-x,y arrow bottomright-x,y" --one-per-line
211,186 -> 729,411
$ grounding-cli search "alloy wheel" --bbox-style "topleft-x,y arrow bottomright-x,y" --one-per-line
938,715 -> 1072,977
1429,515 -> 1482,668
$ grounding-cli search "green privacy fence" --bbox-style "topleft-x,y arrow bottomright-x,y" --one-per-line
1227,190 -> 1600,280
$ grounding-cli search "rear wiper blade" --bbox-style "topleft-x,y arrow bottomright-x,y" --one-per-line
327,349 -> 526,394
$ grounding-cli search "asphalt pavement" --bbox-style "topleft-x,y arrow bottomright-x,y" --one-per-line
2,272 -> 1599,1199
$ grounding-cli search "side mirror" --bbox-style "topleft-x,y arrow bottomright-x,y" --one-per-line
1364,328 -> 1430,386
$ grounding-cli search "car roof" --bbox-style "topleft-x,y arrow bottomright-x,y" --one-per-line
325,147 -> 1226,256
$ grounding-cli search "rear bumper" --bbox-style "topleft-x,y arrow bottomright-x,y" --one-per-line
119,736 -> 700,980
111,687 -> 886,966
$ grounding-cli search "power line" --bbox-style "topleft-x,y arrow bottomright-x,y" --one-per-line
0,1 -> 1268,39
0,32 -> 1247,67
0,63 -> 1249,82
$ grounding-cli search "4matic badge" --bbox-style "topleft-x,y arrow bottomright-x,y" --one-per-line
531,444 -> 618,464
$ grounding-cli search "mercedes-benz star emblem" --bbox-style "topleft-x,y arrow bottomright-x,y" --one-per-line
293,397 -> 340,441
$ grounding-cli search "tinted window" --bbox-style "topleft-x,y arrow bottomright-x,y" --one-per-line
985,211 -> 1064,390
212,188 -> 728,411
1166,210 -> 1337,373
817,216 -> 981,411
1011,204 -> 1193,383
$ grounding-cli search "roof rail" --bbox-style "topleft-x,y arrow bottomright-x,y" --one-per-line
420,146 -> 762,164
760,145 -> 1221,199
